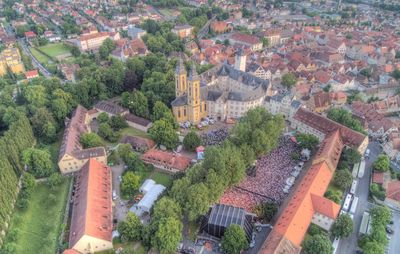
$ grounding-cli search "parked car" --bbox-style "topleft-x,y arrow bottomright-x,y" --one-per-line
386,226 -> 394,234
112,190 -> 117,200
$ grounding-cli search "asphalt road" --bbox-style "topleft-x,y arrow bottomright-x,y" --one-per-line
337,141 -> 381,254
18,39 -> 53,78
111,163 -> 129,222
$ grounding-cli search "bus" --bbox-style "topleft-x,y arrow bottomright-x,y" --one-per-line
350,180 -> 358,195
357,159 -> 366,178
359,212 -> 370,235
332,237 -> 340,254
349,196 -> 359,214
343,193 -> 353,212
352,163 -> 360,178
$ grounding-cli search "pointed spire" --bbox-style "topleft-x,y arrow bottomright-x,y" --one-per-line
189,62 -> 199,80
176,55 -> 186,74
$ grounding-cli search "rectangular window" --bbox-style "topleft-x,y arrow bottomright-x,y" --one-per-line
178,110 -> 181,118
184,108 -> 186,116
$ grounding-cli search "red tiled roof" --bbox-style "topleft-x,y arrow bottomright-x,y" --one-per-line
69,159 -> 112,248
25,69 -> 39,79
230,32 -> 260,45
141,149 -> 191,171
311,194 -> 340,218
63,249 -> 81,254
293,108 -> 366,149
372,172 -> 384,184
24,31 -> 36,38
386,180 -> 400,202
261,130 -> 344,253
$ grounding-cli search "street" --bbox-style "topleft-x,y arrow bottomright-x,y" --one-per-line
337,141 -> 381,254
111,163 -> 129,222
18,39 -> 53,78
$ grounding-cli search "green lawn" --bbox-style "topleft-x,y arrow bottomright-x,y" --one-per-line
8,178 -> 71,254
38,43 -> 71,58
97,242 -> 146,254
118,127 -> 150,139
30,47 -> 51,64
149,171 -> 173,187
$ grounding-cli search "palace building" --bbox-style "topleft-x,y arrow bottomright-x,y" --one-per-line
171,51 -> 272,123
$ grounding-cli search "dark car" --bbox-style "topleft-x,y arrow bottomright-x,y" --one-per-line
386,226 -> 394,234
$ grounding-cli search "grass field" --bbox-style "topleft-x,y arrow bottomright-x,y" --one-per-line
119,127 -> 151,139
30,47 -> 51,64
97,242 -> 146,254
149,171 -> 173,187
8,178 -> 71,254
38,43 -> 71,58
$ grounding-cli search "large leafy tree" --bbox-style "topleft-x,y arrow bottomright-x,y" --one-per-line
99,38 -> 116,59
327,108 -> 365,133
22,148 -> 53,178
30,107 -> 58,143
183,131 -> 201,151
342,148 -> 362,165
121,171 -> 141,196
331,214 -> 354,238
295,133 -> 319,150
149,119 -> 179,149
117,212 -> 143,241
369,206 -> 392,227
362,241 -> 385,254
281,73 -> 297,88
151,217 -> 182,254
185,183 -> 210,221
373,154 -> 390,172
80,133 -> 104,148
333,169 -> 353,190
302,234 -> 333,254
121,90 -> 149,118
221,225 -> 248,254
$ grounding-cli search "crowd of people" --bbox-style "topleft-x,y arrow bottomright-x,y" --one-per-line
220,137 -> 300,211
201,128 -> 229,146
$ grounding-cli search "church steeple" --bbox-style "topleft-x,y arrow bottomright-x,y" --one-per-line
189,62 -> 199,81
175,56 -> 187,97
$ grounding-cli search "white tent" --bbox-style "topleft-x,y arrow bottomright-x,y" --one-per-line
140,179 -> 156,194
130,181 -> 166,217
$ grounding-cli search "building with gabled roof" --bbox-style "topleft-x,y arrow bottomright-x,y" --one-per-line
260,131 -> 343,254
141,149 -> 192,173
291,107 -> 368,154
68,159 -> 113,254
58,105 -> 107,174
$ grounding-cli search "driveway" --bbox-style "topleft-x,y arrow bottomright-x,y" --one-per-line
337,141 -> 381,254
111,163 -> 129,222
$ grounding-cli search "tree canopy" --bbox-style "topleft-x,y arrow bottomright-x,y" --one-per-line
183,131 -> 202,151
302,234 -> 333,254
117,212 -> 143,242
149,119 -> 179,150
333,169 -> 353,190
373,154 -> 390,172
295,133 -> 319,150
22,148 -> 53,178
281,73 -> 297,88
221,225 -> 248,254
331,214 -> 354,238
327,108 -> 365,134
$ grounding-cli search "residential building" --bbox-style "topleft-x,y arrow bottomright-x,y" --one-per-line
58,105 -> 107,174
127,25 -> 146,39
264,92 -> 301,119
24,69 -> 39,80
210,21 -> 233,34
141,149 -> 192,173
120,135 -> 155,152
229,33 -> 263,51
67,159 -> 113,254
0,47 -> 25,77
172,24 -> 193,39
58,63 -> 80,82
77,31 -> 120,51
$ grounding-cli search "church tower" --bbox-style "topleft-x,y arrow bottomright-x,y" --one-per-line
175,57 -> 187,97
187,63 -> 201,123
235,48 -> 246,72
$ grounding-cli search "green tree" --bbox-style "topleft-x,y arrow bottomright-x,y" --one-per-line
110,115 -> 128,130
302,234 -> 333,254
117,212 -> 143,241
151,101 -> 172,122
373,154 -> 390,172
183,131 -> 201,151
362,241 -> 384,254
221,225 -> 248,254
22,148 -> 53,178
281,73 -> 297,88
369,225 -> 388,246
118,143 -> 132,162
185,183 -> 210,221
30,108 -> 57,143
253,202 -> 278,222
333,169 -> 353,190
295,133 -> 319,150
153,197 -> 182,220
99,38 -> 116,59
331,214 -> 354,238
46,173 -> 63,190
391,69 -> 400,80
121,90 -> 149,118
370,183 -> 386,201
369,206 -> 392,227
342,148 -> 362,165
97,112 -> 110,124
151,217 -> 182,254
80,133 -> 104,148
327,108 -> 365,133
98,123 -> 114,140
149,119 -> 179,150
121,171 -> 141,196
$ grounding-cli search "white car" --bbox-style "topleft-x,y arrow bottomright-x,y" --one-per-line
112,190 -> 117,200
